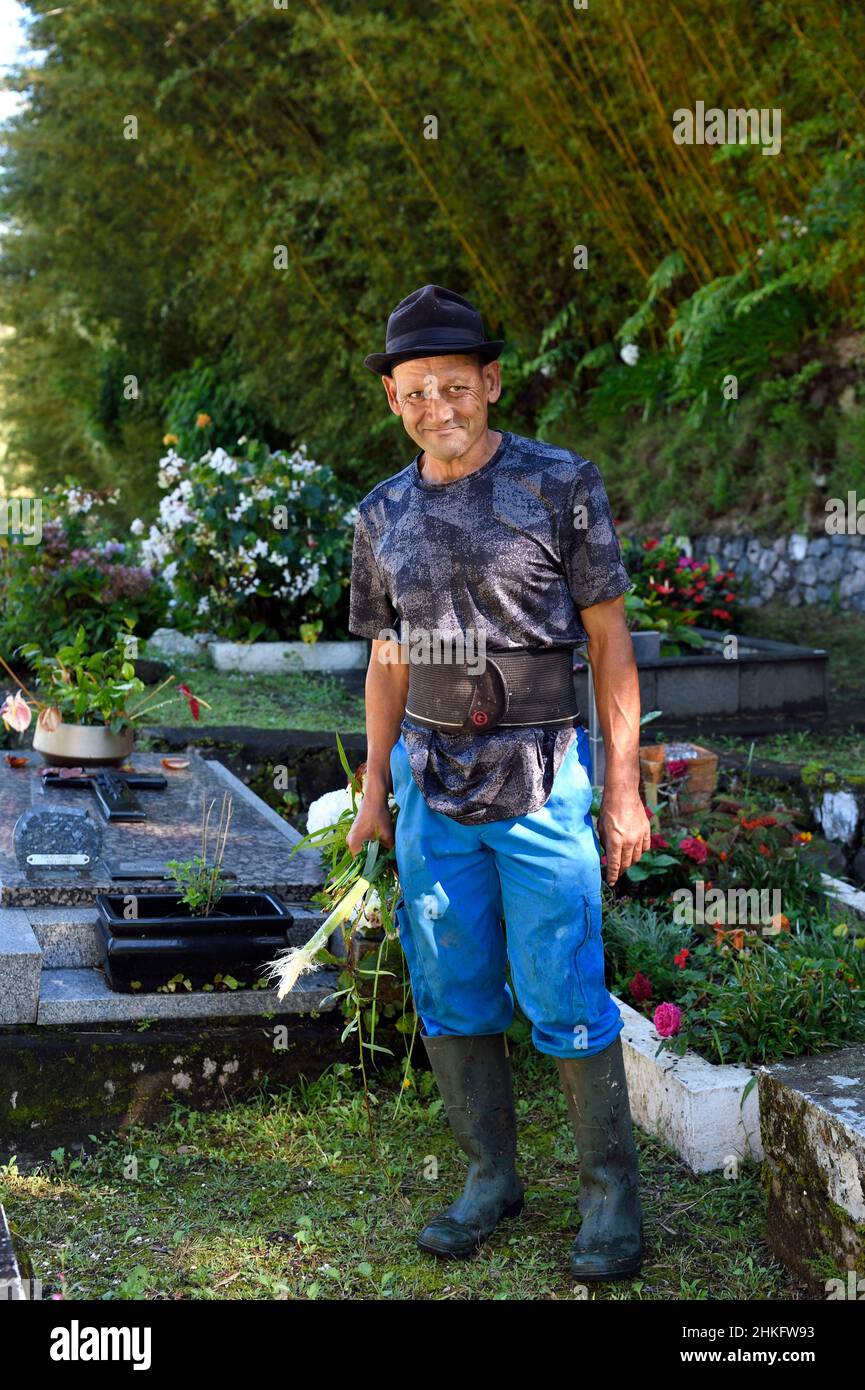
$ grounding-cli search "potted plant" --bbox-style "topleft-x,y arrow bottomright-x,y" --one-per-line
0,621 -> 209,766
94,791 -> 294,991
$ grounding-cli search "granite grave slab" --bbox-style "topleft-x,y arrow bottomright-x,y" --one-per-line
0,749 -> 323,908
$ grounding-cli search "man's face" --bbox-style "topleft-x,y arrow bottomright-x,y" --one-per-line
382,354 -> 501,459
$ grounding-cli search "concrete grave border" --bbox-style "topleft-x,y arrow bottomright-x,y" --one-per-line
615,872 -> 865,1173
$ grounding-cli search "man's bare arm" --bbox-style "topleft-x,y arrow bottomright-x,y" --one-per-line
345,638 -> 409,855
580,594 -> 651,886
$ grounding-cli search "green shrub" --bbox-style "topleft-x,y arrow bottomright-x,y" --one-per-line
0,484 -> 168,658
134,438 -> 358,641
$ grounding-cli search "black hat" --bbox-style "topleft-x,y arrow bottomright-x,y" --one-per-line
364,283 -> 505,376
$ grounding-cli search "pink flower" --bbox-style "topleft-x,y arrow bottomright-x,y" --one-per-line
650,833 -> 670,850
666,759 -> 688,779
654,1002 -> 683,1037
37,705 -> 62,733
678,836 -> 708,864
1,692 -> 32,732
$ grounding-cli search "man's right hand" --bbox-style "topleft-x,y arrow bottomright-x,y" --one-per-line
345,791 -> 395,856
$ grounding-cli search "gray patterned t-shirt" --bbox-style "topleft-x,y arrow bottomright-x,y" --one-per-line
347,429 -> 630,824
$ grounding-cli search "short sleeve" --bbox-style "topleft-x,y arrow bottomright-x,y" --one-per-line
560,458 -> 631,611
347,513 -> 399,639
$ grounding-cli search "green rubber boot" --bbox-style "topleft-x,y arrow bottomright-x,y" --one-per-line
555,1035 -> 645,1282
417,1032 -> 525,1258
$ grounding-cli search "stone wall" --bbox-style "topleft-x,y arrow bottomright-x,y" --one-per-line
688,533 -> 865,610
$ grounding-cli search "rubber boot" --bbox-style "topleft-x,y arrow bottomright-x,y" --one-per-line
417,1031 -> 525,1258
555,1034 -> 645,1281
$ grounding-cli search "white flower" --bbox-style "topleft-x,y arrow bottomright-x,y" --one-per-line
209,448 -> 238,475
306,786 -> 358,835
227,492 -> 254,522
130,517 -> 145,535
162,560 -> 179,584
140,525 -> 171,568
157,449 -> 186,489
620,343 -> 640,366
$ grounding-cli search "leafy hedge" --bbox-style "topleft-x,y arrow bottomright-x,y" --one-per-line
1,1 -> 864,531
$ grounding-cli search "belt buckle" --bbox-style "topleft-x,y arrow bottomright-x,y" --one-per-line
463,657 -> 509,732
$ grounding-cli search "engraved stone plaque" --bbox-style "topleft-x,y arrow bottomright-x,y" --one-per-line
13,806 -> 103,873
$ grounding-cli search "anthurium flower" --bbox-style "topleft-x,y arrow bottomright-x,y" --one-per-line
177,683 -> 201,720
37,704 -> 62,733
1,692 -> 32,732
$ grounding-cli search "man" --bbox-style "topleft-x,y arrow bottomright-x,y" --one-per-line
345,283 -> 650,1281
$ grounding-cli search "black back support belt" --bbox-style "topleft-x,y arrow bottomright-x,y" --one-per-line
404,645 -> 580,734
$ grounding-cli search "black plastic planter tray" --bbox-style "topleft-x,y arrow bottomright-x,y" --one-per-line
95,919 -> 293,992
94,891 -> 295,991
96,891 -> 292,935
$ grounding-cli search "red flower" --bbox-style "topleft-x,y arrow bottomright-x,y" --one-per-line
758,842 -> 771,856
679,836 -> 708,864
711,608 -> 732,621
741,814 -> 777,830
644,804 -> 653,819
666,759 -> 688,778
695,580 -> 706,590
673,948 -> 690,970
644,538 -> 660,550
656,560 -> 666,572
650,833 -> 670,850
177,683 -> 201,721
629,971 -> 653,1004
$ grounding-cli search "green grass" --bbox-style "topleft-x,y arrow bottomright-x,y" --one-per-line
136,651 -> 366,734
1,1048 -> 808,1302
713,727 -> 865,773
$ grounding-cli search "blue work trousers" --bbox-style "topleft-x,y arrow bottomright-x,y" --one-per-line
389,726 -> 623,1058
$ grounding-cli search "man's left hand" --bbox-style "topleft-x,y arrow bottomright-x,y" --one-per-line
598,789 -> 651,887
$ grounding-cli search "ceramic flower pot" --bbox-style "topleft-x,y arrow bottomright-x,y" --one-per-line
31,720 -> 135,768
